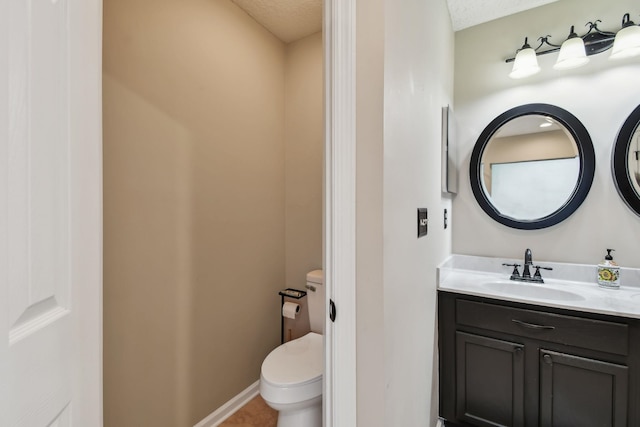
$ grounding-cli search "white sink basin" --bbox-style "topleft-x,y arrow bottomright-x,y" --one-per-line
482,281 -> 585,301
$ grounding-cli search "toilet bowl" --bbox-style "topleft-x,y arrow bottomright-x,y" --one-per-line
260,332 -> 323,427
260,270 -> 324,427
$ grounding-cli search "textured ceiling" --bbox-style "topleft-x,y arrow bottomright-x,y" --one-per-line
446,0 -> 560,31
231,0 -> 322,44
231,0 -> 560,44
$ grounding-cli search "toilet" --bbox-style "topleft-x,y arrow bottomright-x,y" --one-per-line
260,270 -> 324,427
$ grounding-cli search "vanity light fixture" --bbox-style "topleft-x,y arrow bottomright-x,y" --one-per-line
507,13 -> 640,79
509,38 -> 541,79
553,26 -> 589,70
611,14 -> 640,59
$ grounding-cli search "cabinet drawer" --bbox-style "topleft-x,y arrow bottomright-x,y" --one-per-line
456,299 -> 629,356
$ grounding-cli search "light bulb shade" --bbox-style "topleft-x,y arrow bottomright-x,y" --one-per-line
553,37 -> 589,70
509,47 -> 540,79
611,24 -> 640,59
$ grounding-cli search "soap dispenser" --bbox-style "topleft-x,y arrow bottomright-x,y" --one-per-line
597,249 -> 620,289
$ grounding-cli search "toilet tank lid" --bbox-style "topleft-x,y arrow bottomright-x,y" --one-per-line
306,269 -> 323,284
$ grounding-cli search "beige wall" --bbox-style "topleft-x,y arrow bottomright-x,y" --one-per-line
104,74 -> 194,426
103,0 -> 320,425
284,33 -> 324,292
453,0 -> 640,267
356,0 -> 385,424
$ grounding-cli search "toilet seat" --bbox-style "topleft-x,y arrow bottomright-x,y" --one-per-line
260,332 -> 323,405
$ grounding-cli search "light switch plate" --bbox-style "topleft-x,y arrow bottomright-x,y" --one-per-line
418,208 -> 428,238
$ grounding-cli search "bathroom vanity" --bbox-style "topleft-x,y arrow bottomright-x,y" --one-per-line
438,255 -> 640,427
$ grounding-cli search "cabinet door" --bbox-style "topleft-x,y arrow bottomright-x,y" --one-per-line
456,332 -> 525,427
540,349 -> 628,427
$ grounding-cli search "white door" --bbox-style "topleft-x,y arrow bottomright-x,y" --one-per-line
1,0 -> 103,425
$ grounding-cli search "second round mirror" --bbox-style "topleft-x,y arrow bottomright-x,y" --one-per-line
612,104 -> 640,217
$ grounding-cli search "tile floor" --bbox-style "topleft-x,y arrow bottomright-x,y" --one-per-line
219,395 -> 277,427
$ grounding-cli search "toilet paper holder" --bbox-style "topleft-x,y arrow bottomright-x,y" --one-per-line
279,288 -> 307,299
279,288 -> 307,344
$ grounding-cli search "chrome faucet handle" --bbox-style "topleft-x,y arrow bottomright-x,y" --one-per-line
532,265 -> 553,282
503,263 -> 521,279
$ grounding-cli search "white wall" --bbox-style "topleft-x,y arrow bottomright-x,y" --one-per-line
356,0 -> 454,424
453,0 -> 640,268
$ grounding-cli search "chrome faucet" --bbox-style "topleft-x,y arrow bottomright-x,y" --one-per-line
503,248 -> 553,283
522,248 -> 533,279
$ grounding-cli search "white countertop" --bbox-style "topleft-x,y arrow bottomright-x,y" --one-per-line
438,255 -> 640,319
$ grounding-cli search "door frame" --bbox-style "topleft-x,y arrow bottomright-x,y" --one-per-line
68,0 -> 104,419
323,0 -> 357,426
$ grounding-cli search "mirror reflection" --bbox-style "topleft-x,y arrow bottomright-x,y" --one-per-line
481,115 -> 580,220
628,126 -> 640,196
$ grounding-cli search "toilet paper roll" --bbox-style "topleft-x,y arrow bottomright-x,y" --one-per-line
282,302 -> 300,319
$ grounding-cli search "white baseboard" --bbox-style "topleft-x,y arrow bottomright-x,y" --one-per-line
193,380 -> 261,427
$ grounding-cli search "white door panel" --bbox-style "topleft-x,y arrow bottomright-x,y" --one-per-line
7,0 -> 73,424
2,0 -> 102,424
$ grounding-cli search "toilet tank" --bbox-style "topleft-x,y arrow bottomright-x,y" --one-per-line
306,270 -> 324,333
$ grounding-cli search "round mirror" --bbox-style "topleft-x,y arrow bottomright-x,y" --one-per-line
470,104 -> 595,230
612,104 -> 640,217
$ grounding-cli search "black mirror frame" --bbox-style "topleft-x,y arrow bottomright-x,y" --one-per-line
469,103 -> 596,230
612,104 -> 640,218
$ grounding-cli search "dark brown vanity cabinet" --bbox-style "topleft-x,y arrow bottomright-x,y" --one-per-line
438,291 -> 640,427
454,331 -> 525,426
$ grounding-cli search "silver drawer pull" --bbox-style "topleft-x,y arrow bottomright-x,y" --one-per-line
512,319 -> 555,330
